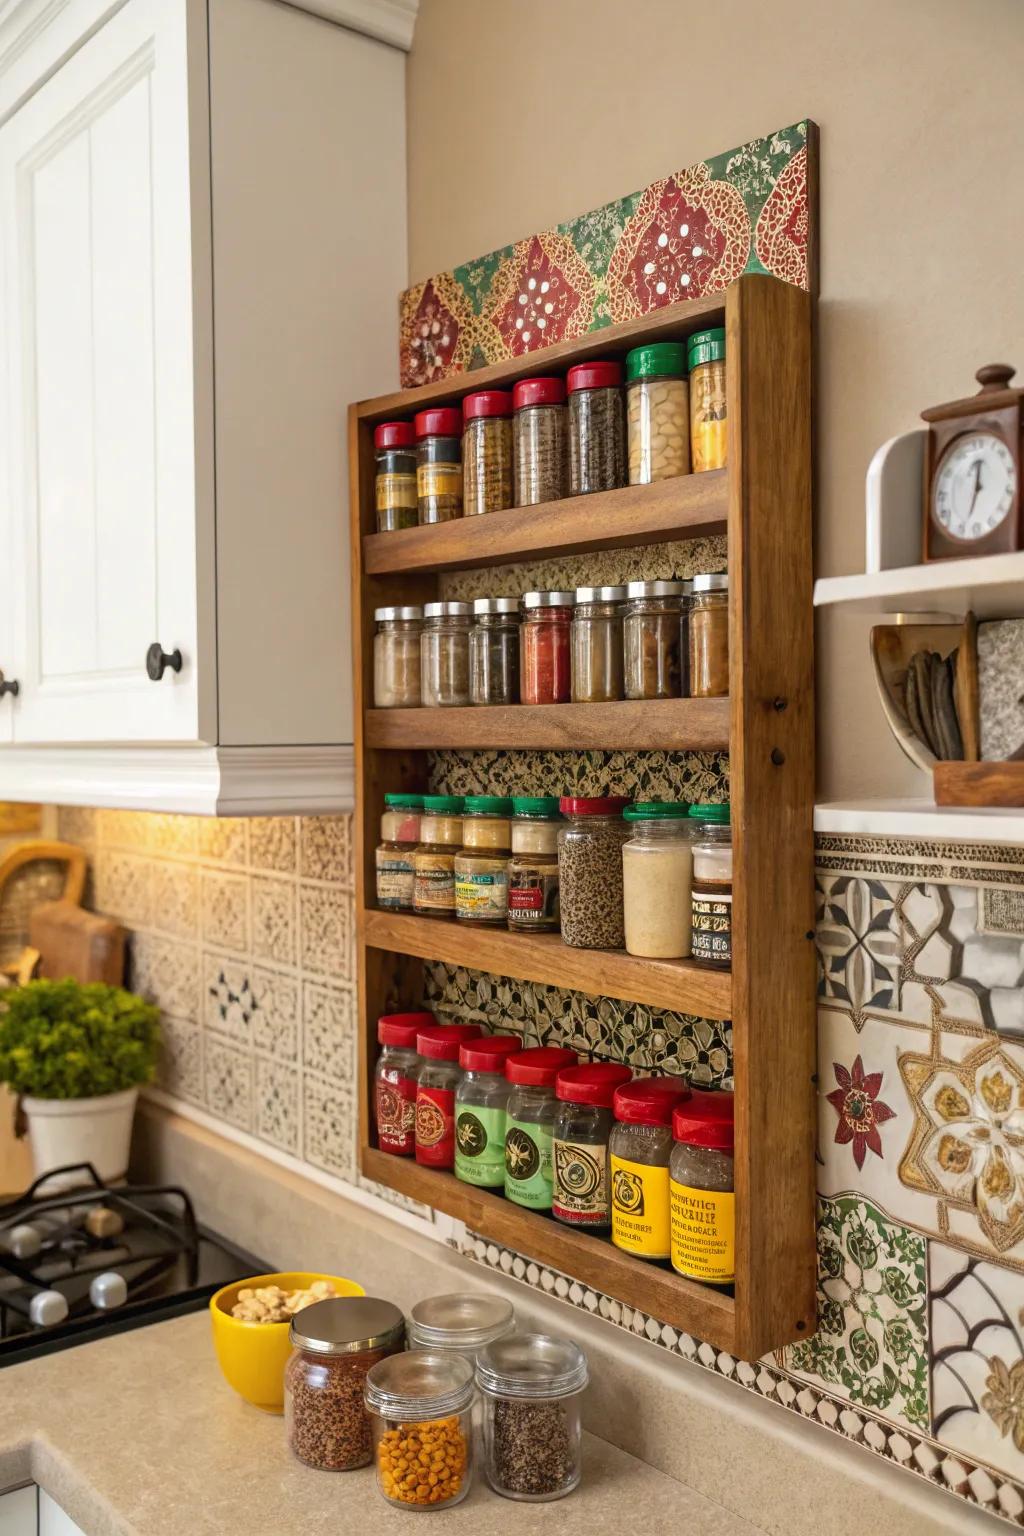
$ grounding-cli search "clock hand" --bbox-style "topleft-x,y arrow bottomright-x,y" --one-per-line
967,457 -> 984,519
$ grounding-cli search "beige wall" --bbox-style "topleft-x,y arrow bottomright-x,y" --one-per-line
406,0 -> 1024,801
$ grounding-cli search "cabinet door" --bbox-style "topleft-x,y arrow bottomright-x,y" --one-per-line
0,0 -> 215,744
38,1491 -> 83,1536
0,1485 -> 36,1536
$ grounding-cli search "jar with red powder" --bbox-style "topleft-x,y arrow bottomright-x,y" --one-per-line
374,1011 -> 435,1156
415,1023 -> 483,1169
520,591 -> 574,705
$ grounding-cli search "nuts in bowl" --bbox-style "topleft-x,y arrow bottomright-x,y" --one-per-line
231,1279 -> 337,1323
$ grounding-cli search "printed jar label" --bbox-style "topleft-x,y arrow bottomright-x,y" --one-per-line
375,471 -> 417,512
670,1180 -> 735,1283
553,1137 -> 608,1226
610,1155 -> 671,1258
454,1102 -> 506,1187
504,1119 -> 553,1209
413,857 -> 455,913
691,890 -> 733,964
375,1071 -> 416,1155
415,1084 -> 455,1167
507,867 -> 560,928
455,866 -> 509,922
417,463 -> 462,500
376,855 -> 414,908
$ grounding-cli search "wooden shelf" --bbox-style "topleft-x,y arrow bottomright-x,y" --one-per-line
813,550 -> 1024,619
363,910 -> 731,1018
363,472 -> 727,576
365,697 -> 730,752
361,1147 -> 739,1350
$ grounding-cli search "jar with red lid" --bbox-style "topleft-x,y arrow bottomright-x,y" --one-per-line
609,1078 -> 690,1261
415,407 -> 463,524
374,1011 -> 435,1156
503,1047 -> 578,1211
463,390 -> 513,517
670,1090 -> 735,1285
557,796 -> 630,950
520,590 -> 573,705
567,361 -> 626,496
454,1035 -> 522,1189
552,1063 -> 633,1229
374,421 -> 417,533
415,1024 -> 483,1168
513,378 -> 567,507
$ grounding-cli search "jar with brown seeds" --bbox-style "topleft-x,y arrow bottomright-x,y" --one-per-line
463,390 -> 514,515
556,795 -> 630,950
623,580 -> 684,699
285,1296 -> 405,1471
477,1332 -> 589,1503
567,360 -> 626,495
625,342 -> 690,484
513,377 -> 567,507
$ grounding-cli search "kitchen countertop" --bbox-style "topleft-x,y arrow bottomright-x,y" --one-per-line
1,1312 -> 760,1536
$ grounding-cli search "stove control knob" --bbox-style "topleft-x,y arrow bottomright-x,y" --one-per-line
29,1289 -> 69,1328
8,1223 -> 42,1260
90,1271 -> 128,1310
84,1206 -> 125,1241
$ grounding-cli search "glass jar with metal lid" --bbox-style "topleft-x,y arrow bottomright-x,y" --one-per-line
416,1023 -> 482,1169
285,1295 -> 406,1471
689,573 -> 729,698
622,580 -> 684,700
463,390 -> 514,516
374,605 -> 423,709
689,803 -> 732,968
504,1047 -> 577,1211
374,421 -> 418,533
415,406 -> 463,524
476,1333 -> 589,1503
552,1062 -> 632,1230
670,1090 -> 735,1285
570,584 -> 626,703
688,328 -> 727,472
375,1009 -> 435,1156
609,1078 -> 690,1261
413,795 -> 464,919
507,796 -> 561,933
454,1035 -> 521,1187
469,597 -> 520,706
625,342 -> 690,484
622,802 -> 694,959
365,1350 -> 475,1509
409,1293 -> 516,1363
567,360 -> 626,496
513,377 -> 567,507
421,601 -> 471,707
454,796 -> 513,927
679,577 -> 694,696
520,590 -> 574,705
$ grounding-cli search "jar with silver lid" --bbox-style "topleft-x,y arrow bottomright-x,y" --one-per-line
285,1295 -> 406,1471
520,590 -> 574,705
408,1293 -> 515,1363
477,1333 -> 589,1503
689,573 -> 729,698
571,585 -> 626,703
470,597 -> 520,705
365,1350 -> 476,1510
421,601 -> 471,707
374,605 -> 423,710
623,580 -> 684,700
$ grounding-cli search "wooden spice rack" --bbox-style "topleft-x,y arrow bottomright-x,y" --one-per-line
348,275 -> 816,1359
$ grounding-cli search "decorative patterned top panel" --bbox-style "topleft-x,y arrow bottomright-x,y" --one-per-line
399,121 -> 816,387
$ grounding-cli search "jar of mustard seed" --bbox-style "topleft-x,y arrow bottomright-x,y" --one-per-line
552,1062 -> 632,1230
689,804 -> 732,968
470,598 -> 520,706
571,585 -> 626,703
454,796 -> 513,927
421,602 -> 471,707
463,390 -> 514,516
513,378 -> 567,507
413,795 -> 464,919
416,406 -> 463,524
609,1078 -> 690,1261
626,343 -> 690,485
623,580 -> 684,700
507,796 -> 561,933
688,328 -> 727,473
374,421 -> 418,533
670,1090 -> 735,1285
375,793 -> 423,911
373,605 -> 423,709
689,574 -> 729,698
567,360 -> 626,496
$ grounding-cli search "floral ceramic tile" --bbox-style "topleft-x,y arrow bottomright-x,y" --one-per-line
200,869 -> 249,953
249,818 -> 298,874
250,875 -> 297,968
204,1038 -> 252,1131
155,1016 -> 203,1105
786,1194 -> 928,1430
197,818 -> 248,868
250,966 -> 300,1063
429,748 -> 727,805
303,1072 -> 356,1180
817,874 -> 903,1026
299,817 -> 352,887
302,980 -> 356,1085
148,858 -> 199,941
254,1057 -> 299,1154
94,851 -> 153,929
298,882 -> 350,979
202,952 -> 254,1047
130,933 -> 201,1021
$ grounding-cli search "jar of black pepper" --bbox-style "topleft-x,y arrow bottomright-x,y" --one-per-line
552,1063 -> 632,1230
374,421 -> 418,533
477,1333 -> 589,1503
571,585 -> 626,703
507,796 -> 561,933
623,580 -> 684,699
567,360 -> 626,496
504,1047 -> 578,1211
421,601 -> 471,707
670,1090 -> 735,1285
513,378 -> 567,507
470,597 -> 520,706
463,390 -> 514,516
285,1296 -> 406,1471
609,1078 -> 690,1261
557,796 -> 630,950
373,605 -> 422,709
415,407 -> 464,524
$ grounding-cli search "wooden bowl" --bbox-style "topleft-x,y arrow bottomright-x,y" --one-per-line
870,622 -> 962,774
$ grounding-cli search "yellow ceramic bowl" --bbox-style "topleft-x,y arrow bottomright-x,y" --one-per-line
209,1271 -> 364,1414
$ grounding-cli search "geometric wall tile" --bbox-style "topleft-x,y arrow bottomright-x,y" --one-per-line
254,1057 -> 299,1154
249,817 -> 298,874
817,874 -> 902,1027
204,1037 -> 252,1131
302,980 -> 356,1085
299,881 -> 350,978
299,816 -> 352,886
251,875 -> 297,967
200,869 -> 249,953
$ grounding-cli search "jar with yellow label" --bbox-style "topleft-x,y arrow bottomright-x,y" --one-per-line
454,797 -> 512,927
608,1078 -> 690,1261
687,329 -> 727,473
415,407 -> 464,524
670,1091 -> 734,1285
374,421 -> 418,532
413,796 -> 464,919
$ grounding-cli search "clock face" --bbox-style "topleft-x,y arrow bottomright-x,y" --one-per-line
932,431 -> 1017,542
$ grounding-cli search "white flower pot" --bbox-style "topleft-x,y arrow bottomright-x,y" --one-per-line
21,1087 -> 138,1191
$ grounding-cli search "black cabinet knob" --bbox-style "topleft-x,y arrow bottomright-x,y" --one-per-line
146,644 -> 182,681
0,675 -> 19,699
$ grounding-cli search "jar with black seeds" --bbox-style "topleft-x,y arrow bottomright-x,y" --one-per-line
557,795 -> 630,950
567,360 -> 626,495
513,377 -> 567,507
469,597 -> 520,705
477,1332 -> 589,1502
285,1296 -> 406,1471
463,390 -> 514,516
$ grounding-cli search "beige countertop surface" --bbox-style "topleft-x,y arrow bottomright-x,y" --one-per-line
1,1311 -> 760,1536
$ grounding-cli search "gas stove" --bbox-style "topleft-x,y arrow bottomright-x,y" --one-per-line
0,1163 -> 264,1366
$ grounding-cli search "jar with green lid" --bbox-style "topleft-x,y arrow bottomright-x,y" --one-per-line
375,793 -> 424,911
670,1090 -> 735,1285
374,422 -> 418,533
463,390 -> 514,516
504,1048 -> 577,1211
454,1035 -> 521,1188
623,580 -> 684,700
373,605 -> 423,709
415,406 -> 464,524
689,573 -> 729,698
413,795 -> 464,919
454,796 -> 513,926
609,1078 -> 690,1261
507,796 -> 561,933
571,585 -> 625,703
622,803 -> 694,959
688,329 -> 727,472
552,1062 -> 632,1230
625,343 -> 690,485
689,804 -> 732,968
470,597 -> 520,706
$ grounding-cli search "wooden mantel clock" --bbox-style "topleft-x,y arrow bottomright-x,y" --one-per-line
923,364 -> 1022,561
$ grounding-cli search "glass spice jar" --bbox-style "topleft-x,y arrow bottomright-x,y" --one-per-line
375,1009 -> 435,1155
504,1048 -> 578,1211
689,804 -> 732,968
408,1293 -> 515,1364
552,1063 -> 632,1230
623,580 -> 684,700
477,1333 -> 589,1503
454,1035 -> 521,1189
413,795 -> 464,919
454,796 -> 513,927
520,590 -> 573,705
470,597 -> 520,706
571,584 -> 626,703
688,328 -> 727,472
622,802 -> 694,959
415,1023 -> 483,1169
513,378 -> 567,507
421,601 -> 471,707
567,360 -> 626,496
689,573 -> 729,698
507,796 -> 561,933
373,605 -> 423,710
375,793 -> 424,911
626,342 -> 690,484
557,795 -> 630,950
416,406 -> 464,524
679,578 -> 694,697
365,1350 -> 475,1510
285,1296 -> 406,1471
609,1078 -> 690,1261
374,421 -> 418,533
670,1090 -> 735,1285
463,390 -> 514,516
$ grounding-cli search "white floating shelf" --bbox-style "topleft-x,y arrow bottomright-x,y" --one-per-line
813,551 -> 1024,619
815,799 -> 1024,843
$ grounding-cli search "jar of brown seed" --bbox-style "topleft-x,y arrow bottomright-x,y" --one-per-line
513,377 -> 567,507
285,1296 -> 405,1471
567,360 -> 626,495
463,390 -> 514,516
476,1332 -> 589,1502
556,796 -> 630,950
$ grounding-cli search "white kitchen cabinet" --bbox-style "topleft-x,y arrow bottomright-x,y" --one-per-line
0,0 -> 409,811
0,1485 -> 36,1536
38,1491 -> 84,1536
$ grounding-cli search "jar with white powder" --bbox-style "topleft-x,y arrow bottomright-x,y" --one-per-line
621,804 -> 694,959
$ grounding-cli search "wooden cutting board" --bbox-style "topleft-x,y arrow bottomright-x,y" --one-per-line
28,899 -> 126,984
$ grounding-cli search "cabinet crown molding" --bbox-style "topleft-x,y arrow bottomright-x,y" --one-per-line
282,0 -> 418,51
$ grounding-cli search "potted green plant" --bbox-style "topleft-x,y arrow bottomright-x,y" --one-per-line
0,979 -> 160,1190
